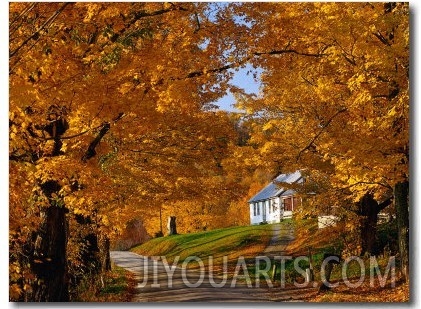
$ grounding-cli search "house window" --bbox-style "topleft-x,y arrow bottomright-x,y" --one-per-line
257,202 -> 260,216
284,196 -> 293,211
293,197 -> 301,209
253,203 -> 256,216
268,200 -> 271,213
272,199 -> 277,212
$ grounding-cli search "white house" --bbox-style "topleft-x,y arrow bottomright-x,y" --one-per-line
249,171 -> 303,225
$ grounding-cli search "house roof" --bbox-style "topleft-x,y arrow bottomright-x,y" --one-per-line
248,171 -> 302,203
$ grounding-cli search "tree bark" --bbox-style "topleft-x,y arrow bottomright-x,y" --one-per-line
319,253 -> 341,292
394,180 -> 409,282
358,193 -> 393,256
101,236 -> 111,272
32,205 -> 69,301
359,193 -> 379,256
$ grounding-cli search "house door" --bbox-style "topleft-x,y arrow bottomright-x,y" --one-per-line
262,201 -> 266,222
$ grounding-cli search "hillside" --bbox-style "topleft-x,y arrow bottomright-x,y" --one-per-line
131,224 -> 275,265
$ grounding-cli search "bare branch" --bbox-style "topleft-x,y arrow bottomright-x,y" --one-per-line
183,47 -> 328,81
9,2 -> 38,35
193,11 -> 201,33
253,49 -> 328,58
296,108 -> 347,162
109,3 -> 189,44
9,3 -> 70,60
372,31 -> 391,46
340,181 -> 393,192
185,63 -> 234,79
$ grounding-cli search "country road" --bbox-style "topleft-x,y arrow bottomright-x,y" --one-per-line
110,224 -> 318,302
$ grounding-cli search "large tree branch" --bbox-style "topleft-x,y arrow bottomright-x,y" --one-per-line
78,4 -> 190,63
185,63 -> 234,79
377,196 -> 394,212
183,47 -> 327,80
81,123 -> 111,162
296,107 -> 347,162
340,181 -> 394,192
127,3 -> 188,28
41,122 -> 106,141
182,46 -> 328,80
253,49 -> 328,58
81,113 -> 125,162
372,31 -> 392,46
102,3 -> 188,46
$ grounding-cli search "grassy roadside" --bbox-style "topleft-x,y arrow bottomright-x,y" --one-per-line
129,219 -> 409,302
131,224 -> 274,266
282,218 -> 409,302
78,265 -> 136,302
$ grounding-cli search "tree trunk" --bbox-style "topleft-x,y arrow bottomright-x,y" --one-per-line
167,216 -> 177,235
32,206 -> 69,301
359,193 -> 379,256
319,253 -> 341,292
319,263 -> 334,291
394,180 -> 409,282
101,236 -> 111,272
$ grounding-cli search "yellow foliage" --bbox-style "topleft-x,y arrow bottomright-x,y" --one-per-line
9,1 -> 409,300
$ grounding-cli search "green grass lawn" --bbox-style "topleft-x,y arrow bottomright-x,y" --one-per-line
131,224 -> 275,265
77,265 -> 135,302
129,219 -> 403,297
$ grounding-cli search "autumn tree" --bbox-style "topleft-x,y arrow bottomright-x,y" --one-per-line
9,3 -> 410,301
9,2 -> 242,300
223,2 -> 409,277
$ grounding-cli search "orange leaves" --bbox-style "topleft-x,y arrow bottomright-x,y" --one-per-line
5,2 -> 243,299
9,284 -> 22,301
223,2 -> 409,226
8,2 -> 409,300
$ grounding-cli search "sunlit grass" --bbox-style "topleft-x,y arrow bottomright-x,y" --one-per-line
131,224 -> 275,265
